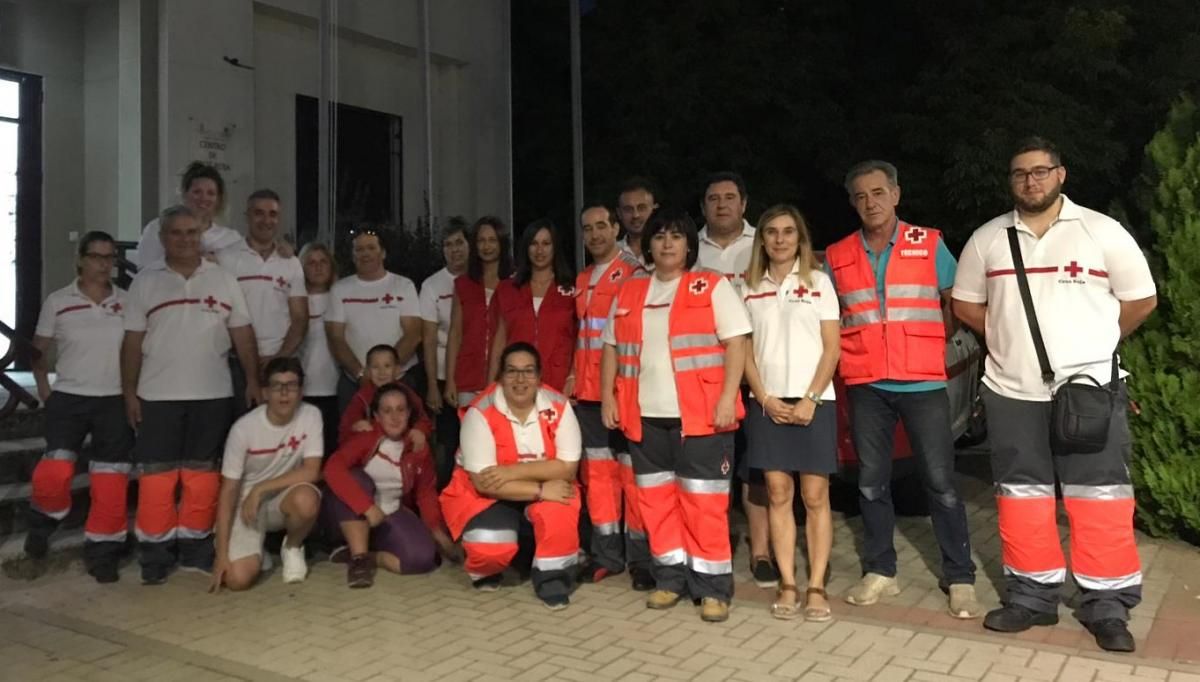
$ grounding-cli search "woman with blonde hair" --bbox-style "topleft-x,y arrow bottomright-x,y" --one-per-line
741,204 -> 840,621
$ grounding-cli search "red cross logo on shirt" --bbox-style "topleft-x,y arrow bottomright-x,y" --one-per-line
905,227 -> 927,244
689,278 -> 709,295
110,302 -> 123,314
204,295 -> 218,309
1063,261 -> 1084,278
276,276 -> 288,288
793,286 -> 809,298
287,436 -> 301,451
382,293 -> 395,304
558,285 -> 575,297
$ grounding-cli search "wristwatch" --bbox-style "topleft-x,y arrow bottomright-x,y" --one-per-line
804,391 -> 824,406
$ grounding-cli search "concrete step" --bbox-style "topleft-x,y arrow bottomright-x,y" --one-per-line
0,436 -> 93,486
0,405 -> 46,441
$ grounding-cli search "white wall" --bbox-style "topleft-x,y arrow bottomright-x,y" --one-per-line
83,0 -> 119,239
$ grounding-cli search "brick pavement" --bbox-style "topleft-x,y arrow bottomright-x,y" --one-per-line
2,456 -> 1199,681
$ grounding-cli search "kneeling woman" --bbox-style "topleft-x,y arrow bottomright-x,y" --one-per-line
440,342 -> 582,610
600,209 -> 751,623
323,383 -> 459,588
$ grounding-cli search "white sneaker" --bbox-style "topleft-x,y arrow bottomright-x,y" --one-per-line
844,572 -> 900,606
280,544 -> 307,584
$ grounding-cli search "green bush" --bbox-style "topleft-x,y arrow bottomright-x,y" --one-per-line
1121,95 -> 1200,543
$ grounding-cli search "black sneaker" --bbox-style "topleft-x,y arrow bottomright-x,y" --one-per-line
629,566 -> 655,591
141,563 -> 169,586
23,530 -> 50,560
472,573 -> 503,592
983,604 -> 1059,633
178,539 -> 215,575
751,556 -> 780,588
346,554 -> 374,589
1086,619 -> 1135,653
542,595 -> 570,611
88,560 -> 120,584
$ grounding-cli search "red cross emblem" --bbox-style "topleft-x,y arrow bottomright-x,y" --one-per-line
609,268 -> 623,282
905,227 -> 927,244
287,436 -> 301,451
793,286 -> 809,298
276,276 -> 287,288
204,295 -> 218,309
110,302 -> 123,314
689,278 -> 709,295
1063,261 -> 1084,278
382,293 -> 395,304
540,405 -> 560,425
558,285 -> 575,297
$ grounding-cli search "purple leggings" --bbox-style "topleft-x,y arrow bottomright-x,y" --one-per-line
322,469 -> 438,574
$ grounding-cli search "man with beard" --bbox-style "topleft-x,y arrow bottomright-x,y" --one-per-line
953,137 -> 1156,652
616,177 -> 660,263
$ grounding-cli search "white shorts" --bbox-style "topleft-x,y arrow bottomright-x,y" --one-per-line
227,482 -> 321,562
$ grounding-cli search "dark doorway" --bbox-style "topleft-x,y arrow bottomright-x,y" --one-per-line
294,95 -> 402,250
0,68 -> 43,369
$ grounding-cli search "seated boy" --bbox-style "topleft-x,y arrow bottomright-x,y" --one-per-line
339,344 -> 433,448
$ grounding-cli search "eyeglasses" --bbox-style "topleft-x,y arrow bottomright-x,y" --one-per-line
1009,165 -> 1061,184
502,367 -> 539,379
267,380 -> 302,394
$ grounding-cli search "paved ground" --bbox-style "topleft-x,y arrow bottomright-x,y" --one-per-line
2,456 -> 1199,681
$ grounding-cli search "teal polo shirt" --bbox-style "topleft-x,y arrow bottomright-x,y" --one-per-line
824,224 -> 957,392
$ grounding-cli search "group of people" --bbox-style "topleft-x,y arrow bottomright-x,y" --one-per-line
25,135 -> 1156,652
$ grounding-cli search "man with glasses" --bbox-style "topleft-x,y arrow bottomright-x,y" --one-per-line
825,160 -> 982,619
210,357 -> 323,591
953,137 -> 1157,652
26,231 -> 132,582
326,227 -> 422,411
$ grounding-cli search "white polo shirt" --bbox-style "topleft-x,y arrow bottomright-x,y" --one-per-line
459,388 -> 582,473
601,274 -> 751,418
418,267 -> 457,381
136,218 -> 242,268
124,259 -> 252,401
697,219 -> 756,293
300,292 -> 339,397
221,403 -> 324,497
743,264 -> 839,400
216,241 -> 307,357
952,195 -> 1155,401
35,282 -> 127,397
326,272 -> 421,372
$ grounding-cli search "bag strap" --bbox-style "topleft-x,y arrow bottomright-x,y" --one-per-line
1005,227 -> 1055,385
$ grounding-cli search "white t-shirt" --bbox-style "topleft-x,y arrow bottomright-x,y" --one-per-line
952,195 -> 1156,401
220,403 -> 324,496
136,218 -> 242,268
743,265 -> 839,400
123,259 -> 252,401
459,388 -> 582,473
35,282 -> 127,397
418,268 -> 457,381
601,275 -> 752,418
363,439 -> 406,515
301,292 -> 339,397
326,272 -> 421,372
697,220 -> 756,293
215,241 -> 307,357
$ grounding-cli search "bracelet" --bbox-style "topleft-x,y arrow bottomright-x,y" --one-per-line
804,391 -> 824,407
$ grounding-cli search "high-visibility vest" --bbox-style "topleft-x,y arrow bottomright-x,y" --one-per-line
438,383 -> 568,537
492,278 -> 577,392
453,275 -> 493,392
824,222 -> 946,385
610,270 -> 745,443
574,252 -> 645,402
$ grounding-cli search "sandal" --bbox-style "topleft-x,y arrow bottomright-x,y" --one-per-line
770,584 -> 800,620
805,586 -> 833,622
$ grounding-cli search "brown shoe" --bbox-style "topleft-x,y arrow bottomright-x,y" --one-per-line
346,554 -> 374,589
700,597 -> 729,622
645,590 -> 682,609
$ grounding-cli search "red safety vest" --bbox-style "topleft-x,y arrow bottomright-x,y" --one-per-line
453,275 -> 493,392
438,383 -> 567,538
574,252 -> 645,402
824,222 -> 946,385
611,271 -> 744,443
492,278 -> 578,392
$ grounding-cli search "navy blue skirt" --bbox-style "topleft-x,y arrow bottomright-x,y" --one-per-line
743,397 -> 837,475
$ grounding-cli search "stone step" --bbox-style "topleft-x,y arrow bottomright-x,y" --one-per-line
0,405 -> 46,441
0,436 -> 93,486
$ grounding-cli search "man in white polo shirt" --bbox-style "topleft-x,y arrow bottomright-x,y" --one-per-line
211,357 -> 323,592
326,228 -> 422,411
122,205 -> 261,585
953,137 -> 1157,652
26,231 -> 133,583
217,189 -> 308,415
695,171 -> 773,588
616,177 -> 660,263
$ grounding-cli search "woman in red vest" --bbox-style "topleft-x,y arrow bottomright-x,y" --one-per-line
439,342 -> 583,610
488,219 -> 578,393
444,217 -> 513,408
599,209 -> 752,623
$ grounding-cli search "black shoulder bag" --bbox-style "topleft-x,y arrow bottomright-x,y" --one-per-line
1006,227 -> 1117,454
